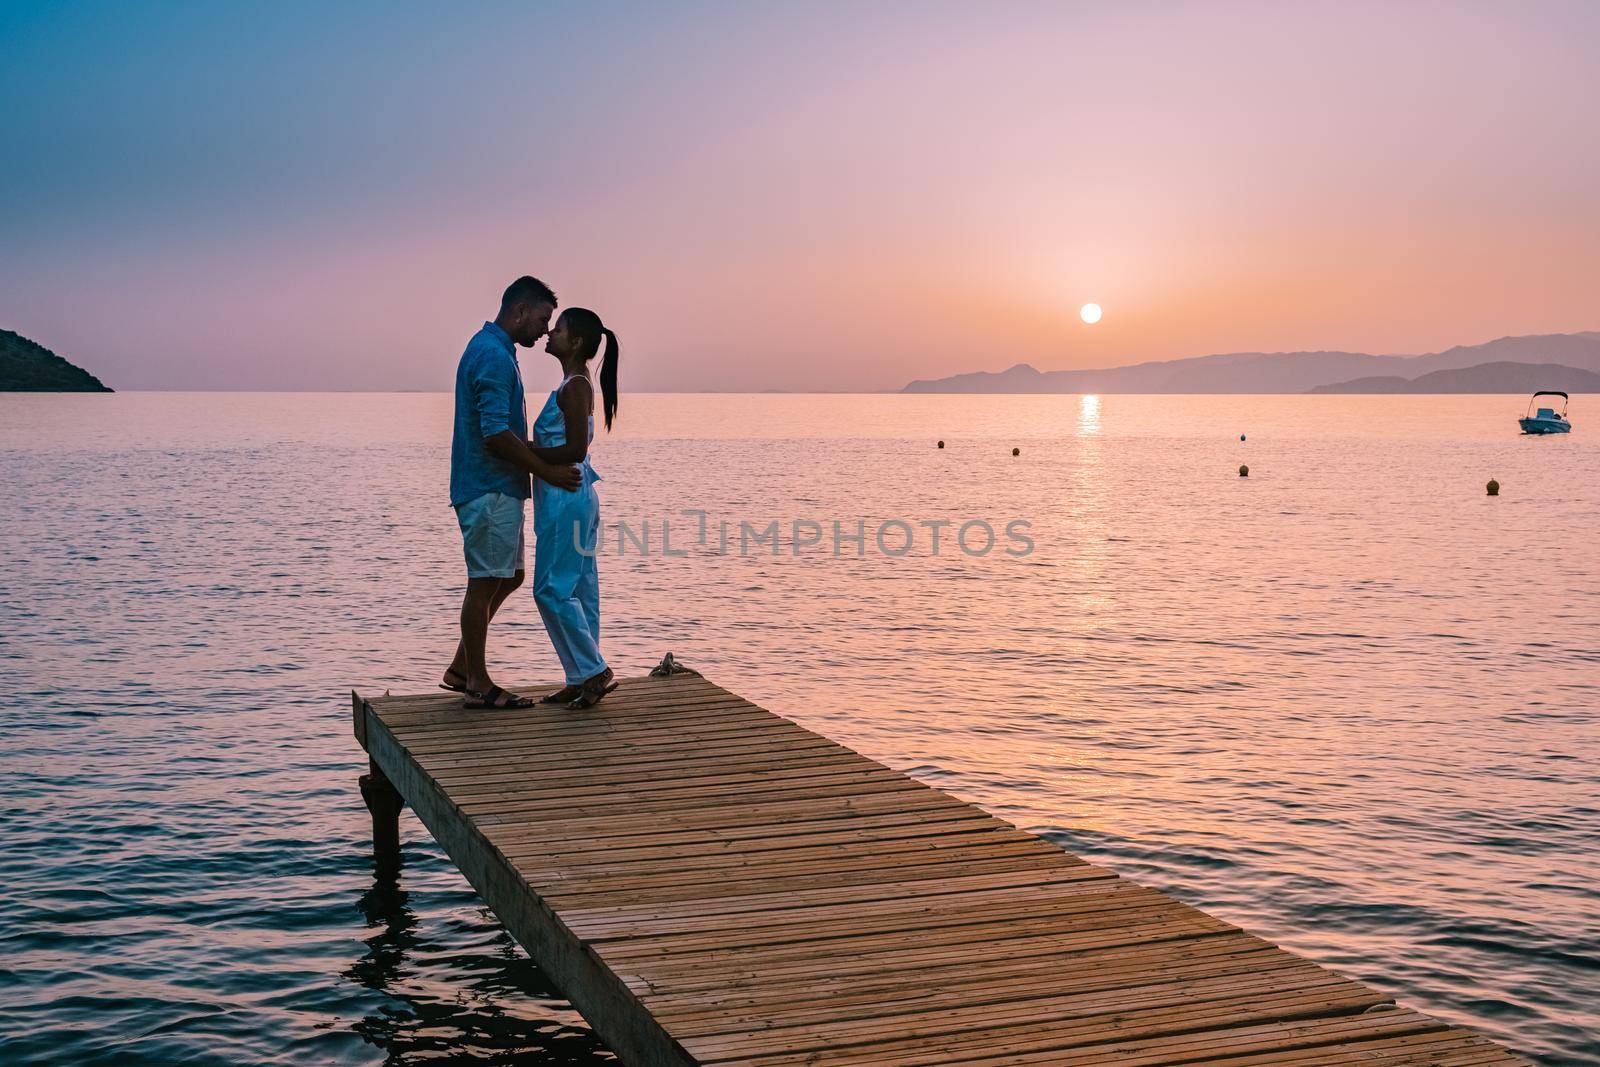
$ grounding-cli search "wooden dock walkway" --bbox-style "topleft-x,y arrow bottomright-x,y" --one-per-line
352,672 -> 1527,1066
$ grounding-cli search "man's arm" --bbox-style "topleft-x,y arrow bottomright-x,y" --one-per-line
470,353 -> 580,491
486,431 -> 582,490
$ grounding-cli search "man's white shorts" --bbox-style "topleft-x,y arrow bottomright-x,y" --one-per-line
455,492 -> 526,578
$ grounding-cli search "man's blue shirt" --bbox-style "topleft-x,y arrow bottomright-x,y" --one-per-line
450,322 -> 530,506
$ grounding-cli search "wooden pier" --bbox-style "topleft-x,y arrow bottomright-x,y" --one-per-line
353,672 -> 1526,1066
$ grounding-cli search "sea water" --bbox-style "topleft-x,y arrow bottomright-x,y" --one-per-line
1,392 -> 1595,1064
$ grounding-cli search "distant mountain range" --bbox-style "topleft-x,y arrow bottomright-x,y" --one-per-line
1,328 -> 112,391
1310,361 -> 1600,394
902,332 -> 1600,394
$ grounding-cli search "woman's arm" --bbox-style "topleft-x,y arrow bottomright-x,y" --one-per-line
528,379 -> 592,465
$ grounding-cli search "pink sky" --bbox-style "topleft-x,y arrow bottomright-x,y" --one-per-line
2,2 -> 1597,391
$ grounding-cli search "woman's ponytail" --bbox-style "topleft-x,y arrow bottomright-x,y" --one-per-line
559,308 -> 620,431
598,328 -> 619,431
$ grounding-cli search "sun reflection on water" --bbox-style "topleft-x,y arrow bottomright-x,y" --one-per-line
1077,394 -> 1102,436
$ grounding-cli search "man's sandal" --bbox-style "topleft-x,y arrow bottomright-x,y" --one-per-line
540,685 -> 583,705
464,685 -> 536,710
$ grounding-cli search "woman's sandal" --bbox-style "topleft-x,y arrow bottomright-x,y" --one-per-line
464,685 -> 536,710
439,668 -> 470,694
539,685 -> 582,705
567,670 -> 618,710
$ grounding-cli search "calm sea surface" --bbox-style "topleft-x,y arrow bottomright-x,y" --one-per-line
1,392 -> 1596,1066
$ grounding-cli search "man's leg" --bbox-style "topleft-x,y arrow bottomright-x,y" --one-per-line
450,493 -> 529,696
458,576 -> 503,694
444,569 -> 523,687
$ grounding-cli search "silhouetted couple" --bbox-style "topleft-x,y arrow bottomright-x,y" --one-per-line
441,276 -> 620,710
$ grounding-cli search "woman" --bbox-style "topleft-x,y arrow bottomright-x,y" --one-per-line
528,307 -> 619,709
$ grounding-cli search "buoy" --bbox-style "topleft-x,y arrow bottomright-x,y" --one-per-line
1487,479 -> 1499,496
1240,434 -> 1246,441
937,440 -> 944,449
1239,464 -> 1249,477
1012,447 -> 1020,456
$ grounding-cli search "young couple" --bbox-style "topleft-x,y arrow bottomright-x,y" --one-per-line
442,275 -> 619,711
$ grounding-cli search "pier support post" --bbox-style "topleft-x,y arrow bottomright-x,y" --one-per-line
359,758 -> 404,875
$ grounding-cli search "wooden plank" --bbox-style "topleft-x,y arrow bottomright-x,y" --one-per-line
422,731 -> 847,775
657,942 -> 1315,1037
929,1009 -> 1508,1066
391,704 -> 785,755
612,915 -> 1240,998
474,787 -> 963,837
588,891 -> 1198,966
526,840 -> 1066,899
354,674 -> 1531,1067
1188,1028 -> 1524,1067
435,747 -> 880,797
639,933 -> 1273,1020
488,805 -> 1007,855
455,774 -> 934,821
388,699 -> 777,745
685,979 -> 1389,1063
393,700 -> 780,751
560,865 -> 1116,926
500,817 -> 1017,870
535,850 -> 1098,909
532,827 -> 1054,878
582,879 -> 1165,956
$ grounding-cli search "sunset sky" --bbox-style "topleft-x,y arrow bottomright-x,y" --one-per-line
3,1 -> 1597,392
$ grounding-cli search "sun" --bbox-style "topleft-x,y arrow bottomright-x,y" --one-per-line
1079,303 -> 1102,325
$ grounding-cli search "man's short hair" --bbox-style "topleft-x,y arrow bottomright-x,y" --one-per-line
501,275 -> 557,311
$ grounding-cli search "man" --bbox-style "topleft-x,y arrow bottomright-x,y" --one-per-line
443,275 -> 581,709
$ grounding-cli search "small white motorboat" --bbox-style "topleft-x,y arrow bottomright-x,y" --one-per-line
1519,391 -> 1571,435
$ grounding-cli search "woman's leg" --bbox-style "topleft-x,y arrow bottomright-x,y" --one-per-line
578,499 -> 602,650
534,490 -> 607,685
577,558 -> 600,649
563,491 -> 607,681
533,503 -> 581,684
